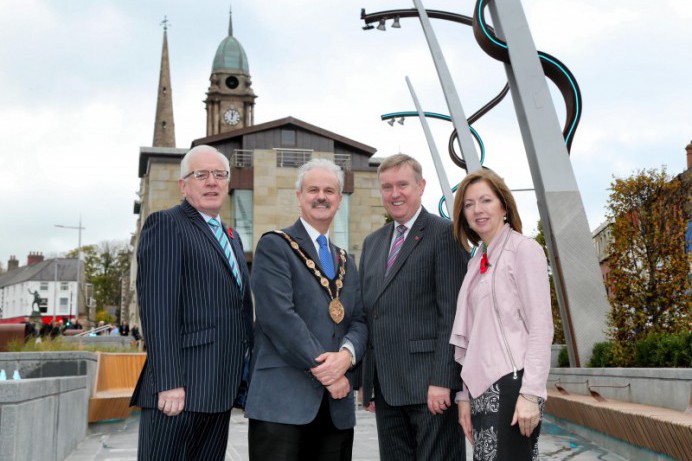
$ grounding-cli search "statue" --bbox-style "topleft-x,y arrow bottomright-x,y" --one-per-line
27,289 -> 41,310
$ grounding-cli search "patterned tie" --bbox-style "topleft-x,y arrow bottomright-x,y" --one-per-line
317,235 -> 335,279
208,219 -> 242,289
385,224 -> 407,277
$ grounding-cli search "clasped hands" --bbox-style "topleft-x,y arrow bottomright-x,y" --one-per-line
311,350 -> 352,399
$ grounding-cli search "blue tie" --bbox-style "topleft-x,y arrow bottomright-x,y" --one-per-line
317,235 -> 335,279
208,219 -> 242,289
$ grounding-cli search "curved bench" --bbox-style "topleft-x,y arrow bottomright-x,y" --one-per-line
88,352 -> 146,422
545,389 -> 692,461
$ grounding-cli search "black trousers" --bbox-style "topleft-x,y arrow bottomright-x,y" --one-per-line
138,408 -> 231,460
470,370 -> 543,461
248,392 -> 354,461
374,379 -> 466,461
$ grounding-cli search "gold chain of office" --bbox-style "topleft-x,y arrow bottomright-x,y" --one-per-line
272,230 -> 347,324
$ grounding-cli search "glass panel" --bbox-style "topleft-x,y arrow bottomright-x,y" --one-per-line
333,194 -> 349,251
233,190 -> 254,251
59,297 -> 69,314
281,129 -> 296,146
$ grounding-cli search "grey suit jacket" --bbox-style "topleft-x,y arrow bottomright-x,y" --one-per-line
131,200 -> 253,413
245,220 -> 368,429
360,208 -> 468,406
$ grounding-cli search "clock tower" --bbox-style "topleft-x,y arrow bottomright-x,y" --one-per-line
205,7 -> 256,136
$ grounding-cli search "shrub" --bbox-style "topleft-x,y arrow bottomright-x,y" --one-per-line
588,341 -> 616,367
634,332 -> 692,367
5,338 -> 138,353
558,346 -> 570,367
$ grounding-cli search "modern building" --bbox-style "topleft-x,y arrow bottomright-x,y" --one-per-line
0,254 -> 79,324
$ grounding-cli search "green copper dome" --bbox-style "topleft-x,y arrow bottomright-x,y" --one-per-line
212,35 -> 249,73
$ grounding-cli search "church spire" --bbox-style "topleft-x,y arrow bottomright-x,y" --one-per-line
228,5 -> 233,37
153,16 -> 176,148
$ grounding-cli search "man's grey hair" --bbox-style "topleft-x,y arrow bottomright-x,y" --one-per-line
295,158 -> 344,193
180,145 -> 230,179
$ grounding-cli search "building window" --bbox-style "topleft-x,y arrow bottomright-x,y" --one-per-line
40,282 -> 49,291
233,190 -> 254,250
59,297 -> 69,314
61,282 -> 69,291
333,194 -> 350,250
281,129 -> 296,146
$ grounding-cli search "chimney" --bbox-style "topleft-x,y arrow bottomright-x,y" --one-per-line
27,251 -> 44,266
686,140 -> 692,171
7,255 -> 18,271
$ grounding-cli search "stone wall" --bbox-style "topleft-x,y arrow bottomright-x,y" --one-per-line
0,376 -> 88,461
548,367 -> 692,412
0,351 -> 98,397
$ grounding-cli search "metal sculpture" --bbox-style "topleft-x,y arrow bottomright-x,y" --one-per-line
361,0 -> 610,366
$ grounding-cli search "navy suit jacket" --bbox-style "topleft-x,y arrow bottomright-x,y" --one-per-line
245,220 -> 367,429
360,208 -> 468,406
130,199 -> 253,413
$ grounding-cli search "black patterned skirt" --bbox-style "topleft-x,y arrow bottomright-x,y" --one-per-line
470,371 -> 544,461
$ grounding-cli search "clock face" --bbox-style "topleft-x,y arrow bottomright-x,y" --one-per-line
224,108 -> 241,126
225,76 -> 239,89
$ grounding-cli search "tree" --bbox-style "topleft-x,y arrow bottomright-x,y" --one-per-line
534,220 -> 565,344
606,168 -> 691,364
67,240 -> 132,320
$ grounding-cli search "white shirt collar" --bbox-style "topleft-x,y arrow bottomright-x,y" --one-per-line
300,217 -> 330,252
198,211 -> 221,224
394,206 -> 422,232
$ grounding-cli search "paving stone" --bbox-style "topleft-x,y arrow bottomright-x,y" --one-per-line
66,410 -> 631,461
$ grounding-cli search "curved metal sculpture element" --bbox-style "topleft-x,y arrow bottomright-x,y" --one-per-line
473,0 -> 582,151
381,111 -> 487,166
448,82 -> 509,170
381,80 -> 509,218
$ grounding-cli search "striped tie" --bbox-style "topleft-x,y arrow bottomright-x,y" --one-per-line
385,224 -> 407,277
208,219 -> 242,289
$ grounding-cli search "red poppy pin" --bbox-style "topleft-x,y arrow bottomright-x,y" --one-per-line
480,243 -> 491,274
228,227 -> 235,239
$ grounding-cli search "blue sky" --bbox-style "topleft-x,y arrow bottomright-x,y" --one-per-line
0,0 -> 689,266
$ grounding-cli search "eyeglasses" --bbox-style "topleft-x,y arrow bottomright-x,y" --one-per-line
183,169 -> 230,181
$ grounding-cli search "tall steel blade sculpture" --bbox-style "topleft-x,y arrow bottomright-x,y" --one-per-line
361,0 -> 610,365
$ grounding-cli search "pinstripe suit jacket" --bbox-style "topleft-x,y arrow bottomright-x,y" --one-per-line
360,208 -> 468,406
130,199 -> 253,413
245,220 -> 367,429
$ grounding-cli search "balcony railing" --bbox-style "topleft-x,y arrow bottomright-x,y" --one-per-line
275,148 -> 313,168
334,153 -> 352,171
231,149 -> 254,168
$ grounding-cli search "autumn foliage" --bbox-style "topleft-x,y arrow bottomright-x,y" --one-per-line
605,168 -> 691,365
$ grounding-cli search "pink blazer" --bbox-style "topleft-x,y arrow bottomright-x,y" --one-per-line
450,224 -> 553,400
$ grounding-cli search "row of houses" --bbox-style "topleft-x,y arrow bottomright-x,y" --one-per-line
0,253 -> 79,324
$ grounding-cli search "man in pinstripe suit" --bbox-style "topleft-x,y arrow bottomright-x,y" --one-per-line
131,145 -> 253,460
246,159 -> 367,461
360,153 -> 468,460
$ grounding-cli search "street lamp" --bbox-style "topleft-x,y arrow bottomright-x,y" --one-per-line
55,217 -> 85,325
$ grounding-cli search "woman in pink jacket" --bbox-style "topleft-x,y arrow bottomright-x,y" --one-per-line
450,169 -> 553,460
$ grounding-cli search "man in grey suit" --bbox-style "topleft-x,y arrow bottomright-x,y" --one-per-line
246,158 -> 367,461
131,145 -> 253,460
360,153 -> 468,460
